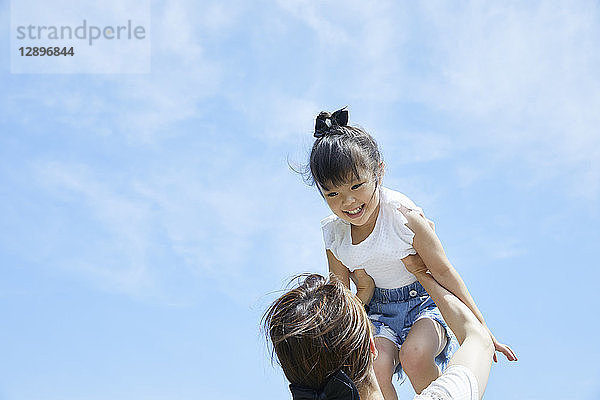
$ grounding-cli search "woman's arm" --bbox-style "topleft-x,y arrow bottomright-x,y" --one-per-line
415,270 -> 494,399
326,250 -> 375,305
399,205 -> 517,362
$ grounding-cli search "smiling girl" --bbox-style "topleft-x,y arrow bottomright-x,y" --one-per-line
306,108 -> 516,399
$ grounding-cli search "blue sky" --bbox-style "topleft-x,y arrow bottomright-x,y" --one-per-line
1,1 -> 600,399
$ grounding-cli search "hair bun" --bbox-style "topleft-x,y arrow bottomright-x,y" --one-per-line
302,274 -> 327,289
314,107 -> 348,138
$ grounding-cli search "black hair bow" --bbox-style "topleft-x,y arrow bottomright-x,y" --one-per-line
289,370 -> 360,400
314,107 -> 349,138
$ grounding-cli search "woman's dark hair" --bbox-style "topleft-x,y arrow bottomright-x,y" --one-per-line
262,274 -> 373,390
308,110 -> 381,191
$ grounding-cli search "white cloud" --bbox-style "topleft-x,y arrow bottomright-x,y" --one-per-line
273,0 -> 408,102
383,131 -> 457,165
36,161 -> 156,297
5,0 -> 225,143
235,92 -> 320,143
275,0 -> 351,44
31,148 -> 326,304
270,1 -> 600,198
410,2 -> 600,196
8,1 -> 600,303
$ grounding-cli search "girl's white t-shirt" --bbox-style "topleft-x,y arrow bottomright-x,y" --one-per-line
321,187 -> 423,289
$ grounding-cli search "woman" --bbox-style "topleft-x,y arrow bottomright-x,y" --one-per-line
263,212 -> 495,400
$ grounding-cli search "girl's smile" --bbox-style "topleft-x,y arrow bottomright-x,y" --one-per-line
320,171 -> 381,228
343,204 -> 365,219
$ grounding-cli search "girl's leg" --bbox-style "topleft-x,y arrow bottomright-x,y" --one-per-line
399,318 -> 447,394
373,337 -> 400,400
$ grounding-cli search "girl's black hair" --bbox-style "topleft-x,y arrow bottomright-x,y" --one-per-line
307,111 -> 381,191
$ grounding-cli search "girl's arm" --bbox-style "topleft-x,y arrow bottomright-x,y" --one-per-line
398,205 -> 517,362
326,250 -> 375,305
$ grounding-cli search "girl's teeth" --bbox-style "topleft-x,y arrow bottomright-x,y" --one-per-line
347,205 -> 362,214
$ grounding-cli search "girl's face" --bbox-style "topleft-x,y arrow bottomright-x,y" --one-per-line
319,169 -> 381,227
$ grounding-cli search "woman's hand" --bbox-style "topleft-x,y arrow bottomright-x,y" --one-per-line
402,254 -> 429,275
487,329 -> 518,362
349,269 -> 376,305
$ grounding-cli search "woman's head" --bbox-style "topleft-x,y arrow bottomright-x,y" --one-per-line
263,274 -> 374,391
309,108 -> 384,227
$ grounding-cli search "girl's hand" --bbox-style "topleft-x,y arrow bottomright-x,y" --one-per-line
488,329 -> 518,362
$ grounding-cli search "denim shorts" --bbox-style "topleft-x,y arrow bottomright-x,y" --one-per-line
367,281 -> 459,377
